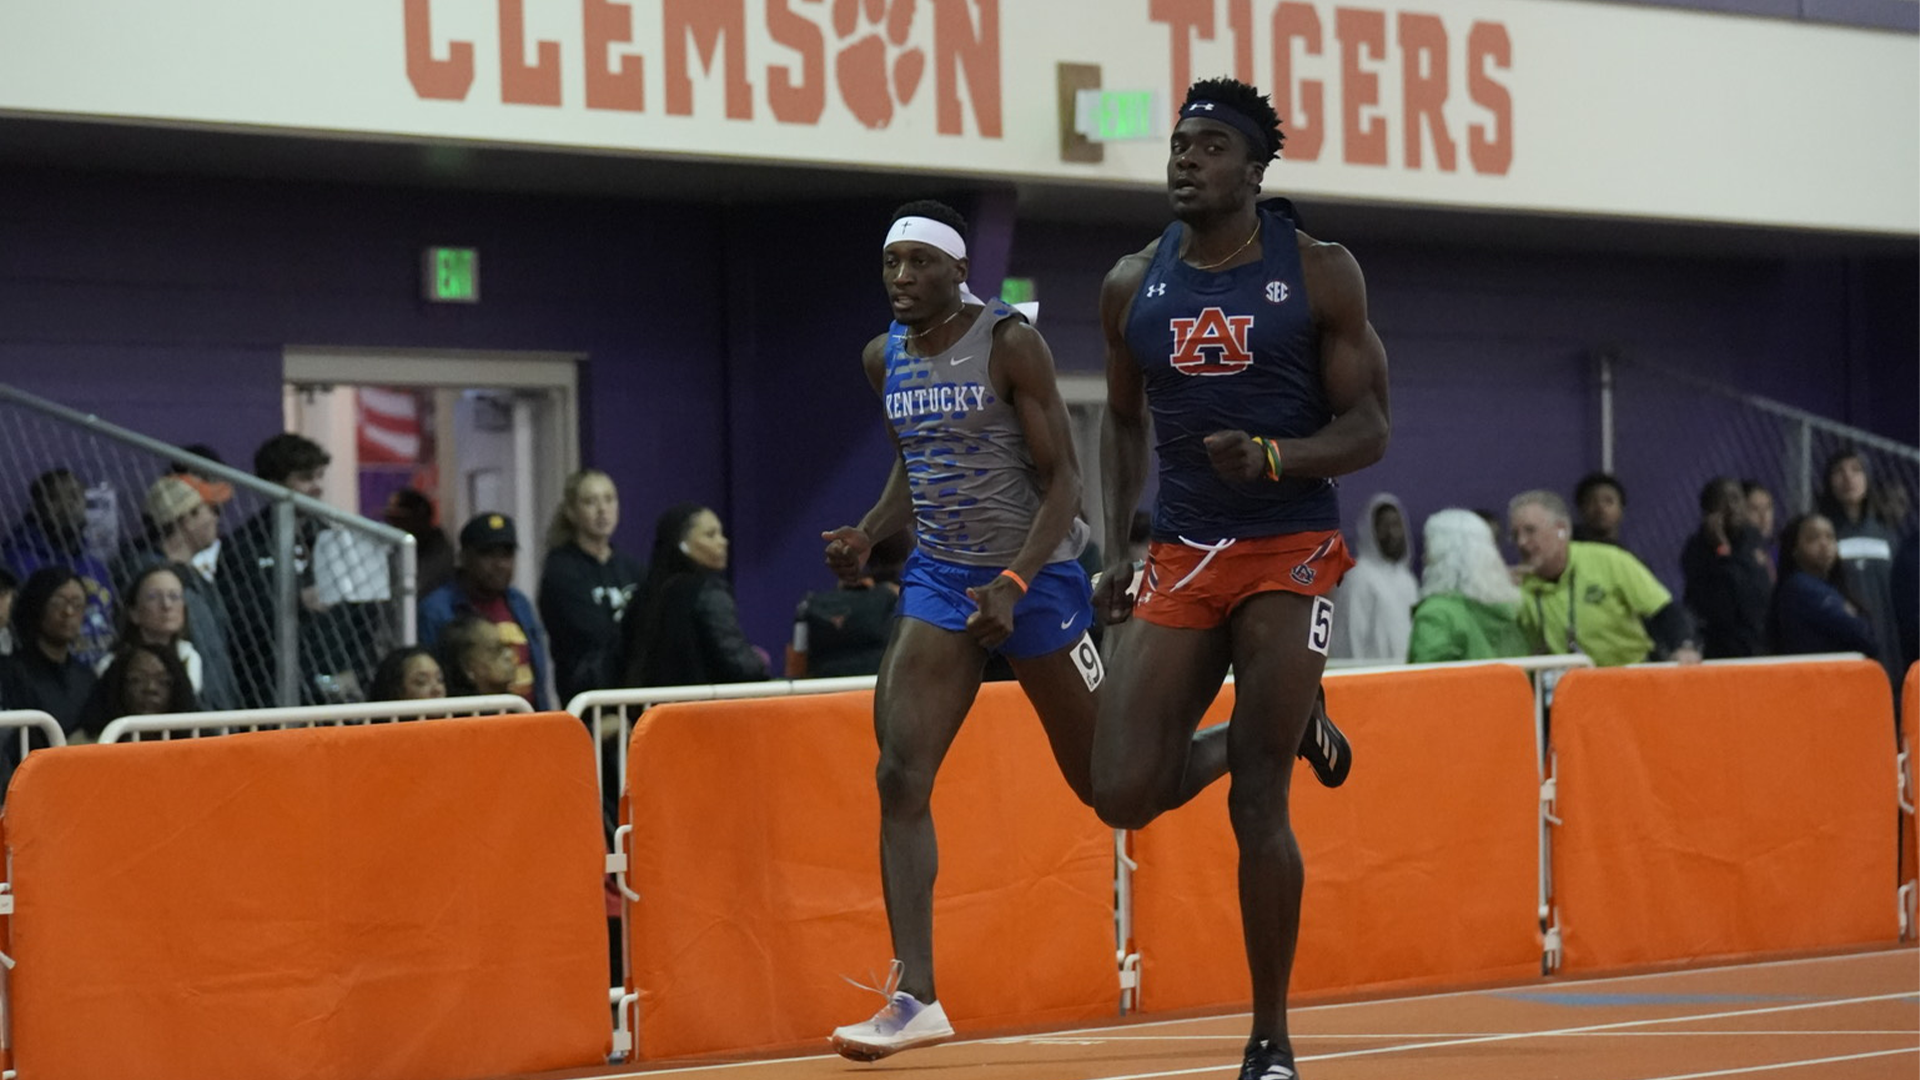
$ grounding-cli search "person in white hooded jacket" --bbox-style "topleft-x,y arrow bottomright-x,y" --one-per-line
1328,492 -> 1420,662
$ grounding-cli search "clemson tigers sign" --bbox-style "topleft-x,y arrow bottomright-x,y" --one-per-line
403,0 -> 1003,136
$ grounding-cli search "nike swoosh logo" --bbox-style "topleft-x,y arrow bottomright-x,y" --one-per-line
1059,614 -> 1077,630
949,354 -> 975,366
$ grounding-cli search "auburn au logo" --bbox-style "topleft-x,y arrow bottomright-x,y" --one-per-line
1168,307 -> 1255,376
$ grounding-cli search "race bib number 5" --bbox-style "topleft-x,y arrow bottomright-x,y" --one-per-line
1307,596 -> 1334,656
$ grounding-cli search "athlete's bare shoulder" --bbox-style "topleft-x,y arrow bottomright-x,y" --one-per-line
860,330 -> 892,393
1100,237 -> 1161,336
1295,230 -> 1366,323
1102,237 -> 1161,296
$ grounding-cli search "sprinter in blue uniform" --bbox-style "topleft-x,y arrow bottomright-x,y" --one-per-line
1092,78 -> 1392,1080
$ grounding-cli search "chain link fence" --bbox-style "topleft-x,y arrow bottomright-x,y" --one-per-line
0,384 -> 416,717
1604,356 -> 1920,594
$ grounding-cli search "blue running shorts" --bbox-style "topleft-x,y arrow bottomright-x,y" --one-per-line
898,551 -> 1094,660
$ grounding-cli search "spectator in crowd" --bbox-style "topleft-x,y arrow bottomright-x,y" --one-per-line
0,568 -> 99,735
1407,509 -> 1529,663
1817,449 -> 1904,684
419,513 -> 552,708
368,645 -> 447,702
78,641 -> 199,734
1740,479 -> 1778,581
1510,490 -> 1701,666
1328,493 -> 1419,662
436,613 -> 517,698
221,433 -> 336,706
1680,476 -> 1772,659
1768,512 -> 1879,660
539,469 -> 644,702
102,563 -> 206,694
135,475 -> 240,709
788,529 -> 912,679
0,568 -> 15,656
1571,472 -> 1628,549
169,443 -> 229,583
383,487 -> 456,598
620,503 -> 767,687
2,468 -> 116,664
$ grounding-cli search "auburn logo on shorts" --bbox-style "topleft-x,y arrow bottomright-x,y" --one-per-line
1168,307 -> 1254,376
1291,564 -> 1316,586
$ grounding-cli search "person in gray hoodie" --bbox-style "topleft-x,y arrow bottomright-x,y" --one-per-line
1328,492 -> 1420,662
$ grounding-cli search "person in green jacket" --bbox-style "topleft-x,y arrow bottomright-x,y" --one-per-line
1407,509 -> 1530,663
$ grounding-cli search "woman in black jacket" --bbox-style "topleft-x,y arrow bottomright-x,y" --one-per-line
620,503 -> 767,687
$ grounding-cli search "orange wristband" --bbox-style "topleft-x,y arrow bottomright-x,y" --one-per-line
998,568 -> 1029,593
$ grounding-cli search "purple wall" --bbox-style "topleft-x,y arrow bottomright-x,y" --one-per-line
1,162 -> 1913,656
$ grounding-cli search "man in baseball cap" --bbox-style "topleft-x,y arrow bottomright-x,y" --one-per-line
137,473 -> 241,709
418,512 -> 552,708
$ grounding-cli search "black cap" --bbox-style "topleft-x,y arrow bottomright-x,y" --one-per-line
459,512 -> 518,550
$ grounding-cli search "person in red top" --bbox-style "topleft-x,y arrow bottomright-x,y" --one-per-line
418,513 -> 553,708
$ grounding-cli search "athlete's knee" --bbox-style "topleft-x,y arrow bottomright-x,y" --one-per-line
875,750 -> 937,815
1092,772 -> 1164,831
1226,770 -> 1293,836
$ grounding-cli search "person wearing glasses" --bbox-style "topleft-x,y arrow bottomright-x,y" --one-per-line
0,567 -> 99,737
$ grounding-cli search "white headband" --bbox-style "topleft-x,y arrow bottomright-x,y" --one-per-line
885,216 -> 967,261
882,215 -> 1037,322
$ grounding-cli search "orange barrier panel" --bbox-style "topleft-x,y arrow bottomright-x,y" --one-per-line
4,713 -> 610,1080
1131,665 -> 1542,1013
1552,661 -> 1898,972
624,683 -> 1114,1059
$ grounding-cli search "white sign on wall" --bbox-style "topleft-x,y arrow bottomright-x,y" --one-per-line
0,0 -> 1912,233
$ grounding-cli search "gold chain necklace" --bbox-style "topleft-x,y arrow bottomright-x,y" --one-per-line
1186,219 -> 1261,271
904,300 -> 967,340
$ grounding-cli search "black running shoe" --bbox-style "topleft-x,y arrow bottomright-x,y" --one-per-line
1296,687 -> 1352,788
1237,1038 -> 1299,1079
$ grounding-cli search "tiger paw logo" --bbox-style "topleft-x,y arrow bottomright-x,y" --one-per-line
833,0 -> 926,129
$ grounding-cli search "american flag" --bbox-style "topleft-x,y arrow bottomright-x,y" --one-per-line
357,386 -> 424,464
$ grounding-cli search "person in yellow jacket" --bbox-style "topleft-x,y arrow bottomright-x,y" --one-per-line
1508,490 -> 1701,667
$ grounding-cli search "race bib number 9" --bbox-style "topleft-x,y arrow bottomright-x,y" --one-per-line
1308,596 -> 1334,656
1071,631 -> 1105,692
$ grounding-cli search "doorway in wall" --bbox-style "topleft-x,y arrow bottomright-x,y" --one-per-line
282,348 -> 581,597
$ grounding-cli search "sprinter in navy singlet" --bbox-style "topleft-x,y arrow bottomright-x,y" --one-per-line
1090,78 -> 1392,1080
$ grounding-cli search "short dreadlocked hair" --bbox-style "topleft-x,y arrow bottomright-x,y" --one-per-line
1181,77 -> 1284,164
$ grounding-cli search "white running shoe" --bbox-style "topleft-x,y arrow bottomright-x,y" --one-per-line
829,960 -> 955,1062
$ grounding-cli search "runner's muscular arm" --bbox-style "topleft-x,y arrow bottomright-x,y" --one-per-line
1095,245 -> 1156,623
992,318 -> 1084,587
823,334 -> 914,580
1206,237 -> 1390,481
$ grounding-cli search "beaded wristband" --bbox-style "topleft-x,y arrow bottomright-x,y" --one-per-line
1250,436 -> 1283,482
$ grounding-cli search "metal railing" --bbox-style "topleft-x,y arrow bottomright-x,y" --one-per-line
1599,355 -> 1919,593
0,384 -> 417,711
97,695 -> 531,743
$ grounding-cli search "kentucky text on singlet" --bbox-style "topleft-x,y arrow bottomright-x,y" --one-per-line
883,301 -> 1090,567
1122,208 -> 1340,541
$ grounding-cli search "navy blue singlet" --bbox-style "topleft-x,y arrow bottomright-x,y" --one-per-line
1122,208 -> 1340,541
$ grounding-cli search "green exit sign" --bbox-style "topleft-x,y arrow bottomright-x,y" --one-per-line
1074,89 -> 1161,142
423,247 -> 479,303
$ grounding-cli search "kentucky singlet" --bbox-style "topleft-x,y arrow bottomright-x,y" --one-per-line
1122,207 -> 1340,541
883,300 -> 1090,567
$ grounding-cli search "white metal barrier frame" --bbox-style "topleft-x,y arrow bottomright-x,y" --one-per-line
96,695 -> 533,744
